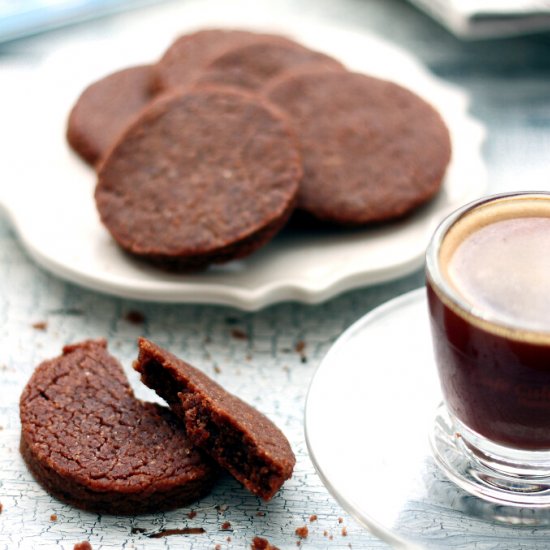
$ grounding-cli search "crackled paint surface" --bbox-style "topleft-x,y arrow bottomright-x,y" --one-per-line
0,213 -> 417,549
2,0 -> 550,547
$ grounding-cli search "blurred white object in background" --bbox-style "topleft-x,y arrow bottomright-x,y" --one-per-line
0,0 -> 166,44
407,0 -> 550,38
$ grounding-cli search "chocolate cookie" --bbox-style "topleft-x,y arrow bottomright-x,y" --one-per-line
95,87 -> 301,269
20,340 -> 217,514
265,70 -> 452,225
153,29 -> 295,92
134,338 -> 295,501
191,41 -> 344,91
67,65 -> 155,166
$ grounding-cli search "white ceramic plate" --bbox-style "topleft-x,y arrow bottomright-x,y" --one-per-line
305,289 -> 550,549
0,5 -> 486,309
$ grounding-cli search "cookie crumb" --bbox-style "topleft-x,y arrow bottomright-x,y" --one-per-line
329,535 -> 333,540
221,521 -> 231,530
215,545 -> 221,550
342,527 -> 348,536
338,517 -> 343,524
251,536 -> 279,549
309,514 -> 317,522
50,514 -> 57,521
295,340 -> 308,362
231,328 -> 248,340
323,530 -> 328,537
124,310 -> 146,324
187,510 -> 197,519
216,504 -> 229,513
148,527 -> 205,538
73,543 -> 92,550
227,536 -> 232,542
256,511 -> 266,517
295,526 -> 308,539
214,365 -> 222,374
32,321 -> 47,331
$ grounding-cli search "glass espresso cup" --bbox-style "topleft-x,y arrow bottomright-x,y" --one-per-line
426,192 -> 550,507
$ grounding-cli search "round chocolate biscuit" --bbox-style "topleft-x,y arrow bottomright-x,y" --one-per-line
265,70 -> 452,225
134,338 -> 296,501
153,29 -> 297,92
191,41 -> 344,92
20,340 -> 217,514
95,87 -> 301,269
67,65 -> 155,166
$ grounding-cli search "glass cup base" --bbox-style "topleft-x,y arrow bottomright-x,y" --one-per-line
430,403 -> 550,507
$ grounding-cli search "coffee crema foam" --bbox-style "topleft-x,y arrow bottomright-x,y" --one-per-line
438,196 -> 550,341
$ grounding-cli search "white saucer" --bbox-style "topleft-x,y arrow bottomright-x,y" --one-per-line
0,4 -> 486,309
305,289 -> 550,549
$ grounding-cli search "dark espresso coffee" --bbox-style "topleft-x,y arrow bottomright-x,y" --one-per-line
427,195 -> 550,450
441,199 -> 550,333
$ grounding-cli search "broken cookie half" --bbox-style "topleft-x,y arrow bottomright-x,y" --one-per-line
134,338 -> 295,500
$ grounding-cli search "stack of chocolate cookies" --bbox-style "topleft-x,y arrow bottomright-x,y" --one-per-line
67,28 -> 452,270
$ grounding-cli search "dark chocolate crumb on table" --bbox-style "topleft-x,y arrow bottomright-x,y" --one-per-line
148,527 -> 205,538
124,310 -> 146,324
251,536 -> 280,550
231,328 -> 248,340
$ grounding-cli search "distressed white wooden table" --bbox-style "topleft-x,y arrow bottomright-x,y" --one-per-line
1,0 -> 550,548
